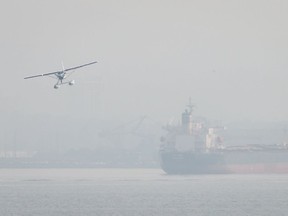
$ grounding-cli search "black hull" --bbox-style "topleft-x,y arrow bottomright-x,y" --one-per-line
160,151 -> 227,174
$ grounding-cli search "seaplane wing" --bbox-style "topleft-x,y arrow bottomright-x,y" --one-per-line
24,71 -> 62,79
24,61 -> 98,79
64,61 -> 97,72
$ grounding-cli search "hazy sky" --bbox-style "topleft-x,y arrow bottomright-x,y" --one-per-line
1,0 -> 288,127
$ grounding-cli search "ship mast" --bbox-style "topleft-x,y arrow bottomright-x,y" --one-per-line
182,97 -> 194,135
187,97 -> 194,114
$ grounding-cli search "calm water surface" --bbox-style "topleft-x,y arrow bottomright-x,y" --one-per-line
0,169 -> 287,216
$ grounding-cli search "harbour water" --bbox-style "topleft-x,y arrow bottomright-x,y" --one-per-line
1,169 -> 287,216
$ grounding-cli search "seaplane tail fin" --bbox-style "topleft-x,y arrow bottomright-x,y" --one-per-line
61,61 -> 65,72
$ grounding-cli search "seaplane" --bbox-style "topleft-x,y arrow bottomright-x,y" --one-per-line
24,61 -> 97,89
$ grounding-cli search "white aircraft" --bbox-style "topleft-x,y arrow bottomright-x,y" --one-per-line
24,61 -> 97,89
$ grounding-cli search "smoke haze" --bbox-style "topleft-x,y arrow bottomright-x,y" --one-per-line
1,0 -> 288,159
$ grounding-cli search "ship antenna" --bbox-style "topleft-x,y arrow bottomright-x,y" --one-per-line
187,97 -> 194,113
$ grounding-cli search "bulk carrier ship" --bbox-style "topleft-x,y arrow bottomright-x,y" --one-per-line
159,102 -> 288,174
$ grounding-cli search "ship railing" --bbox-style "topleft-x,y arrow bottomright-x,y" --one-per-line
222,144 -> 288,152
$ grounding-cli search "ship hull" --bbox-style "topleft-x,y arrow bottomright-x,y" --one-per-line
160,151 -> 288,174
224,151 -> 288,174
160,151 -> 228,174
